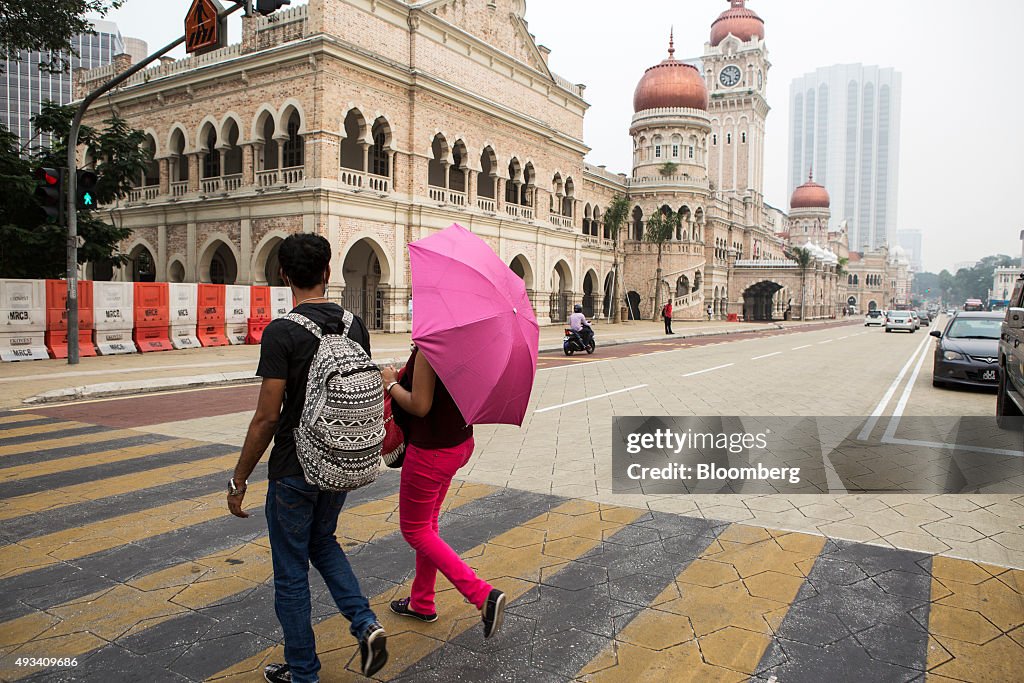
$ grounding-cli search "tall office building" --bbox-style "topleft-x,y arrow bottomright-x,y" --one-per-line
787,64 -> 902,252
1,20 -> 142,150
896,229 -> 923,272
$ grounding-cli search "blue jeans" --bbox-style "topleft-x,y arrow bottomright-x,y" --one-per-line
266,476 -> 377,683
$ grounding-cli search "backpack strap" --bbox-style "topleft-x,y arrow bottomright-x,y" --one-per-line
283,312 -> 323,339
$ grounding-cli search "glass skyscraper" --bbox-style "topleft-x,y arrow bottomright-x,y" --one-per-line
1,20 -> 140,151
787,64 -> 902,252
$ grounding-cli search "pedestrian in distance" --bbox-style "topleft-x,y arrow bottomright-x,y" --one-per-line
380,346 -> 508,639
662,300 -> 674,334
707,303 -> 713,321
228,233 -> 388,683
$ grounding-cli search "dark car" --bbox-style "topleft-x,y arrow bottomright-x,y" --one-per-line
917,310 -> 931,325
931,312 -> 1003,388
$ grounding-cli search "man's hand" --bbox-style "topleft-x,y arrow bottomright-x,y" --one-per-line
228,489 -> 249,518
381,365 -> 398,385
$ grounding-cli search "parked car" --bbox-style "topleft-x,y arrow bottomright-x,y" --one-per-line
997,273 -> 1024,428
931,311 -> 1002,388
886,311 -> 916,333
864,310 -> 884,326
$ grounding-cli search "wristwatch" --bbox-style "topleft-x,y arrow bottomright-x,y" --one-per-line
228,478 -> 247,496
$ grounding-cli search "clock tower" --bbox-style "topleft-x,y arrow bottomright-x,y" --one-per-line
703,0 -> 770,199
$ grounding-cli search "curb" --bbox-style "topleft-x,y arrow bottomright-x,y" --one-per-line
22,320 -> 854,405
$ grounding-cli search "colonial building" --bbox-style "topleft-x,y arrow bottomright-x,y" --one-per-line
78,0 -> 849,330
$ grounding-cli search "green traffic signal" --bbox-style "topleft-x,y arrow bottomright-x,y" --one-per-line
34,167 -> 64,224
77,170 -> 98,210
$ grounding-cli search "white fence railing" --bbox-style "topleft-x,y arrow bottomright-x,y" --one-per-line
170,181 -> 188,197
476,197 -> 496,212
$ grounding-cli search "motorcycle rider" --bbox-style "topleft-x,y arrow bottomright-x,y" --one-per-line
568,304 -> 594,348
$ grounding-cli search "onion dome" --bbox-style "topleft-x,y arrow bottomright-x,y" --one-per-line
710,0 -> 765,47
790,170 -> 831,209
633,31 -> 709,112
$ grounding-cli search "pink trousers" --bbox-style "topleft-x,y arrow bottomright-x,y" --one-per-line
399,437 -> 492,614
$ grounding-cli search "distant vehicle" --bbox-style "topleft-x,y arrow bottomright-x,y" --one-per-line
964,299 -> 985,312
931,311 -> 1002,389
886,311 -> 916,333
864,310 -> 884,326
946,308 -> 957,316
997,273 -> 1024,428
917,310 -> 931,325
910,311 -> 921,330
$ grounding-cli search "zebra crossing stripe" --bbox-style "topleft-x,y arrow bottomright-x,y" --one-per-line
0,420 -> 97,441
0,451 -> 239,521
0,483 -> 497,678
0,437 -> 198,485
0,414 -> 49,427
0,428 -> 144,458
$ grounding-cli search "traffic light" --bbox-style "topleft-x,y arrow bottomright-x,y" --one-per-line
34,167 -> 64,224
76,170 -> 98,210
255,0 -> 291,15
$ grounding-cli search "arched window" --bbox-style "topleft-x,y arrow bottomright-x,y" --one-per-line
370,117 -> 391,178
653,135 -> 662,159
201,125 -> 220,179
741,131 -> 747,144
428,134 -> 448,188
478,147 -> 497,200
281,112 -> 304,169
505,158 -> 521,204
340,109 -> 366,171
726,132 -> 732,144
561,177 -> 575,218
631,206 -> 644,241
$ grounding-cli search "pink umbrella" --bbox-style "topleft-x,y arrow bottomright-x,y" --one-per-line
409,223 -> 540,426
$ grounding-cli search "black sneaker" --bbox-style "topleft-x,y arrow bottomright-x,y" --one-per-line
481,589 -> 506,639
359,622 -> 388,677
264,663 -> 291,683
390,597 -> 438,623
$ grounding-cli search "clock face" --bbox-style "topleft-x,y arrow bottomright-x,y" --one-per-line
720,65 -> 742,88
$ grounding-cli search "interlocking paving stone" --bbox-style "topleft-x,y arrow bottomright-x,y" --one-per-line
754,539 -> 933,681
395,513 -> 721,681
0,423 -> 111,447
0,432 -> 174,470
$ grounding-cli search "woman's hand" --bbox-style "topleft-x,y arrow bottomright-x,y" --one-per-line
381,365 -> 398,385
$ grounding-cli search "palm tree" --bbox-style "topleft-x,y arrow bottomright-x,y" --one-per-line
603,195 -> 630,323
791,245 -> 814,320
645,208 -> 680,321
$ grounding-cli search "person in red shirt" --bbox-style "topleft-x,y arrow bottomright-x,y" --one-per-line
662,300 -> 674,334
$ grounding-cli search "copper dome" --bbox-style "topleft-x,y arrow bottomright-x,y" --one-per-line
633,34 -> 708,112
791,172 -> 831,209
710,0 -> 765,47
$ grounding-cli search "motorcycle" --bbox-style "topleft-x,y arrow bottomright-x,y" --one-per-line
563,327 -> 596,356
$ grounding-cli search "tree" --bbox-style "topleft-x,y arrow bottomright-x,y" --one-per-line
791,246 -> 814,320
1,1 -> 125,73
0,102 -> 149,279
645,207 -> 680,321
603,195 -> 630,323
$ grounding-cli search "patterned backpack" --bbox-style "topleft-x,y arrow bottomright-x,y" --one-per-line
284,310 -> 384,491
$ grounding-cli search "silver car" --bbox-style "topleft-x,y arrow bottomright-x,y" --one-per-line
886,311 -> 916,333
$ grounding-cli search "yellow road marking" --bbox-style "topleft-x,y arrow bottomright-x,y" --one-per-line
209,500 -> 645,681
0,429 -> 142,458
0,482 -> 496,674
0,438 -> 199,483
0,451 -> 240,521
578,524 -> 825,681
0,420 -> 94,441
0,414 -> 47,426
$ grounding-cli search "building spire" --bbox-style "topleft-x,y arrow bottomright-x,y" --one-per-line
668,27 -> 675,58
808,165 -> 814,182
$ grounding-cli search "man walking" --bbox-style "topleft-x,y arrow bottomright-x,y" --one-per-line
707,303 -> 713,321
662,300 -> 674,334
228,234 -> 388,683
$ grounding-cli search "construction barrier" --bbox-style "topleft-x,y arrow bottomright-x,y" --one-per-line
93,282 -> 137,355
132,282 -> 173,352
169,283 -> 200,350
44,279 -> 96,359
225,285 -> 250,345
727,313 -> 739,322
197,283 -> 229,347
247,285 -> 272,344
270,286 -> 293,319
1,279 -> 50,361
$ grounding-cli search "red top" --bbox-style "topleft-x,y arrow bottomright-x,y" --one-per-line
403,348 -> 474,449
663,302 -> 673,318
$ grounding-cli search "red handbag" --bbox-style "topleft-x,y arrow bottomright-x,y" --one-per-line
382,366 -> 407,468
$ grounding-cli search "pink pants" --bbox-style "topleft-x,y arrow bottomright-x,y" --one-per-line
399,437 -> 492,614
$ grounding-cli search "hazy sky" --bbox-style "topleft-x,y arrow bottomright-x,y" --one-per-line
96,0 -> 1024,272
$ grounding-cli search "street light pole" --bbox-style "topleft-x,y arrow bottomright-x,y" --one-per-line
65,0 -> 249,364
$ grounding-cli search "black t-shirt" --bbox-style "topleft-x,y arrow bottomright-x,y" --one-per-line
256,302 -> 371,480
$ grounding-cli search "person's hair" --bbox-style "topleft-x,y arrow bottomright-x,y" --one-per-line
278,234 -> 331,289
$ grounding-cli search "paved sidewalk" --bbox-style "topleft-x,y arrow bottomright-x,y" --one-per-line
0,318 -> 844,408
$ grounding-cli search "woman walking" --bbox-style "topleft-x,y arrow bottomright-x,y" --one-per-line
381,348 -> 507,638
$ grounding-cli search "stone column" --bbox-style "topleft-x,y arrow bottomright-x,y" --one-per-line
158,158 -> 170,195
157,225 -> 168,281
467,169 -> 477,207
186,222 -> 198,281
242,144 -> 255,186
361,144 -> 370,174
187,154 -> 201,192
240,218 -> 252,284
496,177 -> 506,213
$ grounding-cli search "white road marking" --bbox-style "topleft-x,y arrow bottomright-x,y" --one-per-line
0,359 -> 256,384
858,334 -> 932,440
882,337 -> 933,441
884,437 -> 1023,458
682,363 -> 734,377
838,335 -> 850,340
792,344 -> 813,350
751,352 -> 782,360
534,384 -> 648,413
818,339 -> 834,344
